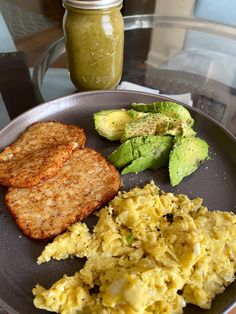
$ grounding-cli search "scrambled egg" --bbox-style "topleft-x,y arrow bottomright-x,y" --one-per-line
33,182 -> 236,314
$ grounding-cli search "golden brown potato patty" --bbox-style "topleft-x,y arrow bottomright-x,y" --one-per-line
0,122 -> 86,187
6,148 -> 120,240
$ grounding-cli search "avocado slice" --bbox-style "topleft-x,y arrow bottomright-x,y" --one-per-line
121,138 -> 173,174
122,155 -> 161,174
169,136 -> 209,186
108,135 -> 173,168
94,109 -> 132,141
131,101 -> 194,126
121,114 -> 195,142
127,109 -> 148,120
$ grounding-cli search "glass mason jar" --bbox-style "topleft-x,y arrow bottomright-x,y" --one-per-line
62,0 -> 124,91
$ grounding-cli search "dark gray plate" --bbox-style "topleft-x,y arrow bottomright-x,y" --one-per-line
0,90 -> 235,314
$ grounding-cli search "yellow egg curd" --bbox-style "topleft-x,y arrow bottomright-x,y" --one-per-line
33,182 -> 236,314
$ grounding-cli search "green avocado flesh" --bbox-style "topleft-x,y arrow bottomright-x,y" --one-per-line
131,102 -> 194,127
94,104 -> 195,142
127,109 -> 148,120
169,136 -> 209,186
121,114 -> 195,142
94,104 -> 209,184
108,135 -> 173,174
121,149 -> 170,174
94,109 -> 132,141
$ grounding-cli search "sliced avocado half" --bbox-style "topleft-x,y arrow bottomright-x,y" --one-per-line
94,109 -> 132,141
131,101 -> 194,126
121,137 -> 173,174
121,113 -> 195,142
108,135 -> 173,169
169,136 -> 209,186
127,109 -> 148,120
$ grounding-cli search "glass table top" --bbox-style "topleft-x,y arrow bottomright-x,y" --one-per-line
1,13 -> 236,136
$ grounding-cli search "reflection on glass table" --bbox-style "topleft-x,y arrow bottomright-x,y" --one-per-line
33,15 -> 236,137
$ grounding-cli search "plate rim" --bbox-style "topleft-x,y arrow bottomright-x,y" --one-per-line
0,90 -> 235,145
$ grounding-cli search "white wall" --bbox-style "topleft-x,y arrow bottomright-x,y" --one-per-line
146,0 -> 196,67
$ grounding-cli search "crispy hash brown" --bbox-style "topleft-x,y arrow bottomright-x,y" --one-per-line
0,142 -> 78,188
0,121 -> 86,162
0,122 -> 86,187
6,148 -> 120,240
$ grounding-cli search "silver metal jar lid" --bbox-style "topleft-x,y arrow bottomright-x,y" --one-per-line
63,0 -> 123,9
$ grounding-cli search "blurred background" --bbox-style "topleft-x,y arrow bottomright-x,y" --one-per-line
1,0 -> 236,66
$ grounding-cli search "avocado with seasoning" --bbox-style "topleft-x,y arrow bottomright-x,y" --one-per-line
108,135 -> 173,169
94,109 -> 132,141
121,113 -> 195,142
131,101 -> 194,126
127,109 -> 148,120
169,136 -> 209,186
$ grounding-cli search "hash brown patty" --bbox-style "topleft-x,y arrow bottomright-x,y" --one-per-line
6,148 -> 120,240
0,143 -> 78,188
0,122 -> 86,187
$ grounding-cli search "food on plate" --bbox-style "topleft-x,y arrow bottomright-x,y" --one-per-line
94,109 -> 132,141
94,102 -> 209,185
0,142 -> 78,188
33,182 -> 236,313
94,102 -> 195,143
121,113 -> 195,142
1,120 -> 120,240
108,135 -> 173,174
0,121 -> 86,160
121,152 -> 167,175
131,101 -> 194,126
6,148 -> 120,240
169,136 -> 209,186
94,103 -> 195,143
0,121 -> 86,187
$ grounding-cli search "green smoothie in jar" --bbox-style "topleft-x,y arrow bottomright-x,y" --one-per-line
63,0 -> 124,91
